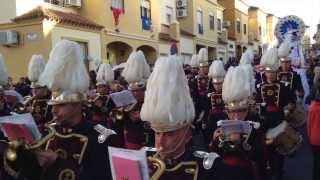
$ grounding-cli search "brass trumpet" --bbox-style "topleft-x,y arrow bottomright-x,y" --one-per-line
111,103 -> 137,121
4,121 -> 57,162
3,121 -> 58,178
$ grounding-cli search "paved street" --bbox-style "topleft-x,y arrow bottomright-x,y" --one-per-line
283,125 -> 313,180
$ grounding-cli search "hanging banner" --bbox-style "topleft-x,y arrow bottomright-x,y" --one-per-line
110,0 -> 125,31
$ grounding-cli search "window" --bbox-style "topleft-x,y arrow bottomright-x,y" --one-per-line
141,0 -> 151,18
165,6 -> 174,24
236,20 -> 241,33
197,10 -> 204,34
111,0 -> 124,10
209,15 -> 215,30
141,0 -> 152,30
243,24 -> 247,35
217,18 -> 222,31
45,0 -> 63,6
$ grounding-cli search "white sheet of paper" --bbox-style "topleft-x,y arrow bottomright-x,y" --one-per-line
0,113 -> 41,140
109,90 -> 137,107
108,146 -> 150,180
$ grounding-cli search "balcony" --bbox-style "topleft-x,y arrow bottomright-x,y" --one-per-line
159,22 -> 180,42
44,0 -> 81,8
218,30 -> 228,44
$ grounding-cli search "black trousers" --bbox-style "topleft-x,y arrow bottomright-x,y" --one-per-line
267,146 -> 284,180
312,145 -> 320,180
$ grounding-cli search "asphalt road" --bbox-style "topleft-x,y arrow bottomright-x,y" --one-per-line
283,125 -> 313,180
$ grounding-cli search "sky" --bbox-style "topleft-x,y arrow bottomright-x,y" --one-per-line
245,0 -> 320,39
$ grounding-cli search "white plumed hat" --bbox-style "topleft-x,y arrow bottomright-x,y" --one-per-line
260,47 -> 280,71
122,50 -> 150,90
96,64 -> 114,85
222,66 -> 251,110
198,48 -> 209,67
0,54 -> 8,86
28,54 -> 46,88
190,54 -> 199,68
140,56 -> 195,132
39,40 -> 90,105
208,60 -> 226,83
278,33 -> 292,61
240,48 -> 254,65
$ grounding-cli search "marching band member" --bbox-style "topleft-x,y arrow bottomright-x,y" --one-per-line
0,54 -> 23,109
194,48 -> 211,133
5,40 -> 120,180
0,86 -> 10,117
141,56 -> 219,180
120,50 -> 153,149
188,54 -> 199,102
210,66 -> 266,180
256,47 -> 296,180
89,63 -> 114,125
278,36 -> 304,98
204,60 -> 227,146
25,54 -> 52,132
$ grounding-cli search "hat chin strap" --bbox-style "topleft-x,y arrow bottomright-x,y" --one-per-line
157,126 -> 191,160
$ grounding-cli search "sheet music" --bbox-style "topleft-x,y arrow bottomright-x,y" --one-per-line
108,146 -> 150,180
109,90 -> 137,107
0,113 -> 41,140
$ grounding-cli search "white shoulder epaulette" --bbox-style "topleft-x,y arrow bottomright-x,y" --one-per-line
94,124 -> 116,144
193,151 -> 220,170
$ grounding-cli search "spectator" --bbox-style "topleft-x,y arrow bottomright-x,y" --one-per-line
14,77 -> 30,96
307,67 -> 320,180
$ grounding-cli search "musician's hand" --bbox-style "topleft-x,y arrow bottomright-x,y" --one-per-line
129,111 -> 140,122
36,150 -> 58,168
213,128 -> 222,142
229,133 -> 241,142
265,139 -> 274,145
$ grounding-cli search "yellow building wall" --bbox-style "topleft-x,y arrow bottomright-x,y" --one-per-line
178,0 -> 197,35
0,21 -> 51,80
218,0 -> 236,39
80,0 -> 159,64
235,9 -> 248,45
195,0 -> 219,45
0,0 -> 16,23
266,15 -> 278,44
51,26 -> 102,62
80,0 -> 156,39
248,10 -> 258,41
102,34 -> 158,64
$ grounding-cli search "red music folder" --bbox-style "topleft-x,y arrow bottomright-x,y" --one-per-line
112,156 -> 142,180
1,123 -> 35,143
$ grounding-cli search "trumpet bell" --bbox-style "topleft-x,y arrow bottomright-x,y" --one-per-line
5,148 -> 17,161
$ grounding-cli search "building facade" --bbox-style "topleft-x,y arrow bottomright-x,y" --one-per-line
0,1 -> 103,79
218,0 -> 249,60
248,6 -> 268,56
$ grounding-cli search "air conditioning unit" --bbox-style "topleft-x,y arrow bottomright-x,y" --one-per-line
177,9 -> 187,18
64,0 -> 81,7
176,0 -> 187,8
0,30 -> 18,46
222,21 -> 231,28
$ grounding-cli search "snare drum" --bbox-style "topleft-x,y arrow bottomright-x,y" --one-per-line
266,121 -> 303,155
284,103 -> 306,128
